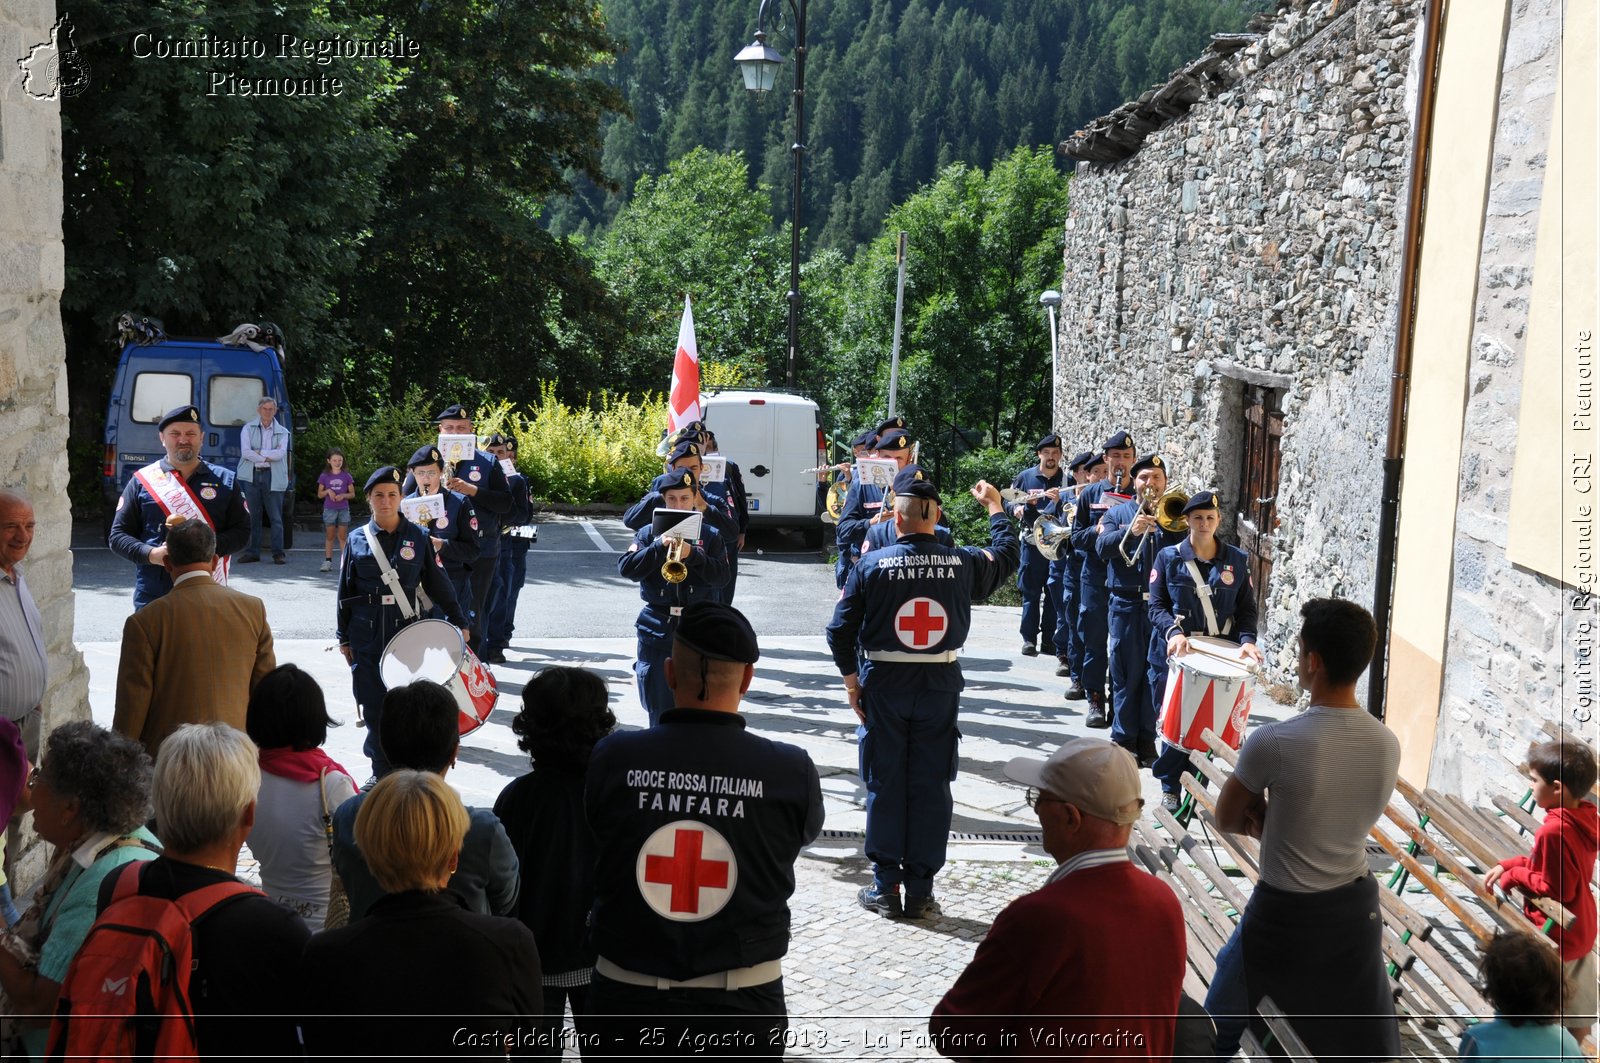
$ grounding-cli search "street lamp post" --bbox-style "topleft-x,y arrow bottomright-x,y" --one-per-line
1039,289 -> 1062,427
735,0 -> 807,390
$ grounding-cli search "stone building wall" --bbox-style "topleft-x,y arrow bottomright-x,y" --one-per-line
1431,0 -> 1567,797
1054,0 -> 1420,680
1,0 -> 86,886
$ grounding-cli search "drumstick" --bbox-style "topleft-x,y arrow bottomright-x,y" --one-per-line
1184,640 -> 1263,678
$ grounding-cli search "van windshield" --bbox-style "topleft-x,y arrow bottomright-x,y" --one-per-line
131,372 -> 192,423
210,375 -> 268,427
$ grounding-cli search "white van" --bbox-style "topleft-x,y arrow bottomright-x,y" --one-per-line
701,390 -> 827,545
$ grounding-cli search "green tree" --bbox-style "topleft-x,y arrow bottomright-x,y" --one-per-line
593,148 -> 788,388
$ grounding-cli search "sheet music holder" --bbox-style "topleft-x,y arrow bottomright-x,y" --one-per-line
436,434 -> 478,466
651,508 -> 703,542
855,458 -> 899,489
699,455 -> 727,483
400,494 -> 447,526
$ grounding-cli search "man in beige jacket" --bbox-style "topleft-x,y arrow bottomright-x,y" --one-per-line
114,517 -> 275,759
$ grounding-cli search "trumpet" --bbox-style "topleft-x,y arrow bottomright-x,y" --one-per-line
661,536 -> 690,583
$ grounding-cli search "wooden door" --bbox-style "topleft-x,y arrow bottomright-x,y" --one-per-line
1236,387 -> 1284,602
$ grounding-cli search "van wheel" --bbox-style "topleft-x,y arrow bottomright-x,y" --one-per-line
801,527 -> 824,549
281,497 -> 295,549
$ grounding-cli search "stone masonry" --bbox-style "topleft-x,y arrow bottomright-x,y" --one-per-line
1,0 -> 85,887
1433,0 -> 1569,798
1053,0 -> 1420,682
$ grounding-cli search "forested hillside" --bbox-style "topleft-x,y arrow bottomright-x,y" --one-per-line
548,0 -> 1268,250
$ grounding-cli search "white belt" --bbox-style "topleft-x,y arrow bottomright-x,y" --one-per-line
595,956 -> 781,991
864,649 -> 959,663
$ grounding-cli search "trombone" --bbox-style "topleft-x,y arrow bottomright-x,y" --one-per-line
1118,488 -> 1190,566
661,536 -> 690,583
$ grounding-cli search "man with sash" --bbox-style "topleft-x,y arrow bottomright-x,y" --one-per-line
109,405 -> 250,610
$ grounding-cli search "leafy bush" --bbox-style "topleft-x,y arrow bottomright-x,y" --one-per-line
479,384 -> 669,504
293,387 -> 437,506
938,442 -> 1036,548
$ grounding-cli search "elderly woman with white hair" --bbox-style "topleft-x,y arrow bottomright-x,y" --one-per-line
44,723 -> 309,1059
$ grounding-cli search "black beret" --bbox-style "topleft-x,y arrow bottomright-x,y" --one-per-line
675,601 -> 760,664
1086,452 -> 1107,468
1130,453 -> 1166,477
157,405 -> 202,431
1182,490 -> 1221,515
1035,433 -> 1063,452
850,429 -> 876,449
1102,430 -> 1136,452
483,431 -> 510,448
659,469 -> 699,492
874,416 -> 908,436
433,403 -> 469,423
1067,450 -> 1095,471
667,440 -> 701,464
406,444 -> 443,469
891,465 -> 940,502
876,429 -> 912,453
364,466 -> 404,493
680,420 -> 707,435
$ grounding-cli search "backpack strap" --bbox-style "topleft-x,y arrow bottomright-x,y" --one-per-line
172,879 -> 263,926
108,860 -> 148,906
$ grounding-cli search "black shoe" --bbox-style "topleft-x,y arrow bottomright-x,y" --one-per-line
273,554 -> 287,565
1137,739 -> 1159,769
1054,660 -> 1071,677
484,650 -> 508,664
903,895 -> 941,920
1063,681 -> 1086,701
1085,695 -> 1111,729
858,884 -> 903,918
1020,642 -> 1039,657
1160,792 -> 1182,813
236,554 -> 260,564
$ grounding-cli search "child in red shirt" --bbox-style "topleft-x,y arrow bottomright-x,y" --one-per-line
1487,739 -> 1598,1042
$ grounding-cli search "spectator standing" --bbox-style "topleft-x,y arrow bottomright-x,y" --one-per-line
244,664 -> 359,928
0,491 -> 44,763
1458,933 -> 1586,1062
331,680 -> 519,920
316,448 -> 356,573
0,722 -> 158,1059
1485,739 -> 1598,1042
930,738 -> 1185,1059
298,771 -> 543,1057
585,603 -> 823,1058
494,666 -> 616,1057
236,396 -> 291,565
112,518 -> 276,760
62,723 -> 309,1056
108,405 -> 250,609
1206,597 -> 1401,1062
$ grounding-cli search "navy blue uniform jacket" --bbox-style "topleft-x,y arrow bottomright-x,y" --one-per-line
109,459 -> 250,604
1149,539 -> 1259,644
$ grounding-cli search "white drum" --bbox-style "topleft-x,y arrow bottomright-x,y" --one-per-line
1159,637 -> 1255,752
378,619 -> 498,737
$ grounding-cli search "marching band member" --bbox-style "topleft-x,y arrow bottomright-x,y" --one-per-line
832,429 -> 878,588
1009,434 -> 1066,658
1046,451 -> 1098,693
109,405 -> 250,609
1147,491 -> 1263,810
481,433 -> 533,665
859,464 -> 954,556
1068,432 -> 1139,728
403,444 -> 480,624
837,421 -> 916,572
432,404 -> 511,656
625,440 -> 740,603
337,466 -> 469,781
1096,454 -> 1184,765
617,470 -> 730,726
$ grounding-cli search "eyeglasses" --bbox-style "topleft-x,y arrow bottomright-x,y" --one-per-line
1024,787 -> 1067,811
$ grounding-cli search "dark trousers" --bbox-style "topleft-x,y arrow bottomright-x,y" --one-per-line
350,648 -> 391,779
721,548 -> 740,605
586,972 -> 785,1060
526,982 -> 592,1059
859,687 -> 960,898
1049,556 -> 1080,676
1108,594 -> 1156,747
1076,572 -> 1111,694
1016,545 -> 1057,651
468,550 -> 500,654
486,539 -> 530,651
241,476 -> 284,558
634,623 -> 673,726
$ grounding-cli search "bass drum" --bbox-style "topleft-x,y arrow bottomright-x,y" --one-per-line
378,619 -> 498,737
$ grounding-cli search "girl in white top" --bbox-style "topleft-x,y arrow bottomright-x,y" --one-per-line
245,664 -> 359,927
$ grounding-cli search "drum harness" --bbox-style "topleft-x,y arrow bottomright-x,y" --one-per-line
1181,559 -> 1232,638
359,523 -> 419,623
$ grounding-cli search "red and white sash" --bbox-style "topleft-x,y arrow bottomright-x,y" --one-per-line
132,462 -> 230,586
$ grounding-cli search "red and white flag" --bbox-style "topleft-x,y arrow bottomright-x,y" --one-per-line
668,295 -> 701,433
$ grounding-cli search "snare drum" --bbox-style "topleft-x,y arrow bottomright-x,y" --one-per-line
1159,639 -> 1255,752
378,619 -> 498,737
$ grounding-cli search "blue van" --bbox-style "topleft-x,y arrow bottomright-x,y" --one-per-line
101,334 -> 305,542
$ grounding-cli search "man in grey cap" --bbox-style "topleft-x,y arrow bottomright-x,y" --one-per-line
929,738 -> 1185,1059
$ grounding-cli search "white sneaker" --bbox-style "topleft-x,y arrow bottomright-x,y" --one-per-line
320,559 -> 332,572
